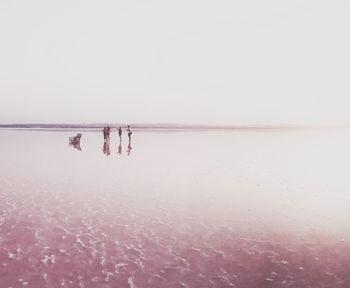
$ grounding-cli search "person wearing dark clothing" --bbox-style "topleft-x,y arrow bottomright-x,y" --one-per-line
127,125 -> 132,142
118,126 -> 122,142
106,126 -> 111,140
103,127 -> 107,141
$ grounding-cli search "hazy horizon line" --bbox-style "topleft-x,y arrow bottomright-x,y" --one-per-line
1,123 -> 350,130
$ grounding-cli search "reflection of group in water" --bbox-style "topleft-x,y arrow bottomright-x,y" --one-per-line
102,125 -> 132,156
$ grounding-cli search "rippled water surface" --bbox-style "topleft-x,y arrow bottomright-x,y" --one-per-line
1,129 -> 350,288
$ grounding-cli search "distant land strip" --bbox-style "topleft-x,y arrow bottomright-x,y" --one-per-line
0,123 -> 339,130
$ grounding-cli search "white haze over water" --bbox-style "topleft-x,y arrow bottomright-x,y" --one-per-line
0,0 -> 350,125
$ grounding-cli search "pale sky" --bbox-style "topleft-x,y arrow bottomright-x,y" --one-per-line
0,0 -> 349,125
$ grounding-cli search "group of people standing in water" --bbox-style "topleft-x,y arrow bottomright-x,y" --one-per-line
102,125 -> 132,156
103,125 -> 132,142
69,126 -> 133,155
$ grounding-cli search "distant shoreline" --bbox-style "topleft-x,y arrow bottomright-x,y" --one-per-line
0,123 -> 290,129
1,123 -> 350,133
0,123 -> 337,130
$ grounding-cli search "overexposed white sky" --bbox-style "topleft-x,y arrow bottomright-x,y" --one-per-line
0,0 -> 349,125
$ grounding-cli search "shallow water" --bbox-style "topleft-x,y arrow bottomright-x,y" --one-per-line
1,129 -> 350,287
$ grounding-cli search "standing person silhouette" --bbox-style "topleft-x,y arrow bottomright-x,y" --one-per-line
103,127 -> 107,142
127,125 -> 132,156
127,125 -> 132,143
118,126 -> 122,142
106,126 -> 111,141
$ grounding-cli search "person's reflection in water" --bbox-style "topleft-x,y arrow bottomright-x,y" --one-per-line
127,143 -> 132,156
118,142 -> 122,155
127,131 -> 132,156
69,141 -> 82,151
103,140 -> 111,156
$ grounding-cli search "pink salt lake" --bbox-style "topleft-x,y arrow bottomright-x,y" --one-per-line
1,129 -> 350,287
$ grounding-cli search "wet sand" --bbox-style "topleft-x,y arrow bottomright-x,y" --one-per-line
1,129 -> 350,287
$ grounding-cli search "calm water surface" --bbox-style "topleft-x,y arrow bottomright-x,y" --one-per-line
1,129 -> 350,287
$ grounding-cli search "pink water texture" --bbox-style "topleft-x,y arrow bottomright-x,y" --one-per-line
1,130 -> 350,287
